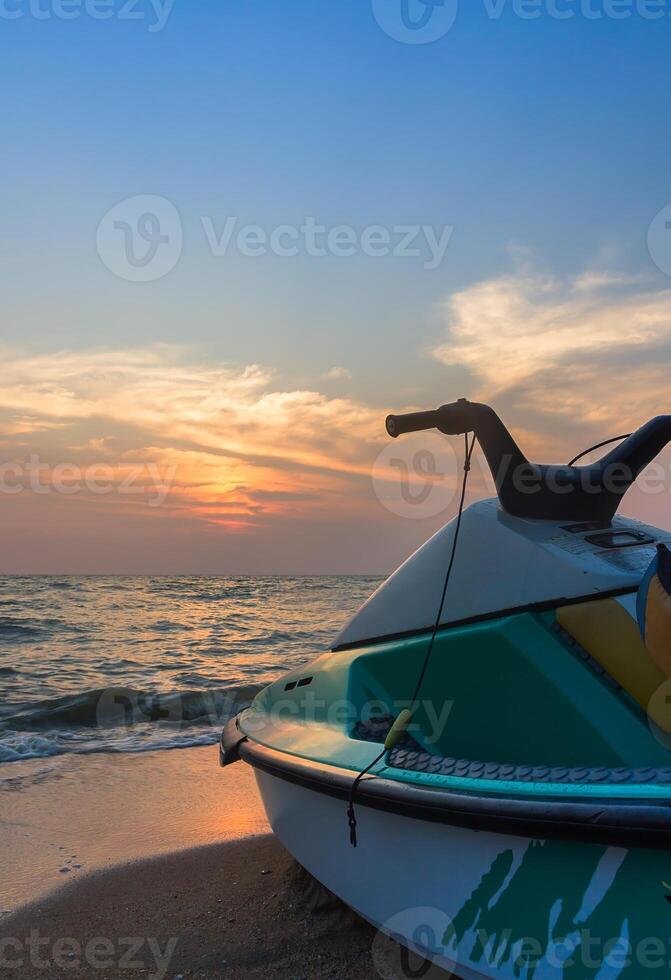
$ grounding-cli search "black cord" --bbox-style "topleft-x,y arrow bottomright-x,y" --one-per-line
347,747 -> 386,848
567,433 -> 632,467
410,431 -> 477,706
347,431 -> 477,848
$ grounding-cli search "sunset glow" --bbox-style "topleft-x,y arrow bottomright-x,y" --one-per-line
2,259 -> 671,573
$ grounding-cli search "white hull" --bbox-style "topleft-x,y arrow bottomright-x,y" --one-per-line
255,769 -> 531,979
254,770 -> 638,980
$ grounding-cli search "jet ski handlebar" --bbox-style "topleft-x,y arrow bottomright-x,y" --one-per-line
385,399 -> 671,523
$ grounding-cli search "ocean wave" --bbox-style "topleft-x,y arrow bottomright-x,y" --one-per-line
0,680 -> 263,764
0,617 -> 44,640
0,733 -> 67,763
0,727 -> 222,765
0,574 -> 380,765
0,615 -> 86,640
2,682 -> 264,732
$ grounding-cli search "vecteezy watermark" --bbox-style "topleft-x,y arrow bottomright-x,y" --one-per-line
0,0 -> 176,31
0,931 -> 178,979
97,195 -> 183,282
96,686 -> 199,728
96,195 -> 455,282
371,0 -> 459,44
472,928 -> 671,971
370,0 -> 671,43
96,688 -> 455,747
0,456 -> 176,506
482,0 -> 671,18
372,907 -> 457,979
372,432 -> 459,519
373,440 -> 671,520
201,216 -> 454,270
647,203 -> 671,278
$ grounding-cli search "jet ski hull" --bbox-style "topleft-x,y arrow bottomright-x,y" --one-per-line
247,747 -> 671,980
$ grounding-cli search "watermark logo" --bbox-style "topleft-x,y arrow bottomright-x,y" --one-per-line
96,195 -> 182,282
374,438 -> 671,522
242,695 -> 454,746
372,906 -> 457,978
484,0 -> 668,21
0,456 -> 176,506
0,0 -> 176,32
371,0 -> 459,43
0,930 -> 177,979
95,688 -> 185,729
370,0 -> 671,37
483,0 -> 671,19
96,203 -> 455,282
647,203 -> 671,278
201,216 -> 453,269
372,434 -> 458,519
472,927 -> 671,972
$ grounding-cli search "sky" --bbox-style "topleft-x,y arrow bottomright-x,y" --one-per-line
1,0 -> 671,573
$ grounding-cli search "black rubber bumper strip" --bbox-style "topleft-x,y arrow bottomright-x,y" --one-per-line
230,731 -> 671,849
219,716 -> 248,767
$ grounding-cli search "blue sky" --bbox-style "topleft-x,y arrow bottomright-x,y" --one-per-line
1,0 -> 671,571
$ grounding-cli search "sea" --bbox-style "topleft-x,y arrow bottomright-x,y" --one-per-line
0,576 -> 381,766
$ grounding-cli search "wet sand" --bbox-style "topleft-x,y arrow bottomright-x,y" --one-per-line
0,745 -> 268,912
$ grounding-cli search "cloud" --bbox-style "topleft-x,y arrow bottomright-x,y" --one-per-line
570,270 -> 648,292
432,263 -> 671,447
321,366 -> 353,382
0,344 -> 384,533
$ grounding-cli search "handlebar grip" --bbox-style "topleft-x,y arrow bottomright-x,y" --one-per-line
386,399 -> 474,438
386,410 -> 438,438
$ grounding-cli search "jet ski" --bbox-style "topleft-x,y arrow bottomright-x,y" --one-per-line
221,399 -> 671,979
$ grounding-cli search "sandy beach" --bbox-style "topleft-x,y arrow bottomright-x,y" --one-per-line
0,745 -> 423,979
0,835 -> 381,980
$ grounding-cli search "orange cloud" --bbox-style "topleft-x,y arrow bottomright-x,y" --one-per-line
0,345 -> 384,533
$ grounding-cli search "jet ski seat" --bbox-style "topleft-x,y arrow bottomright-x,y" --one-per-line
557,547 -> 671,734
